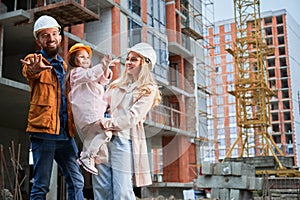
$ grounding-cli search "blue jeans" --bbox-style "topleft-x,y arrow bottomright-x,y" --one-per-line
92,136 -> 135,200
30,137 -> 84,200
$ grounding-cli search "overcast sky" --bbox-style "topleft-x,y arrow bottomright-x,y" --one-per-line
213,0 -> 300,22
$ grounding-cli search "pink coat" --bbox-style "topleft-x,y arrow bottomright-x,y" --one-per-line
69,64 -> 112,129
100,82 -> 157,187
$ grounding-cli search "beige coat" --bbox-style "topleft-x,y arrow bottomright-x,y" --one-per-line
100,82 -> 157,187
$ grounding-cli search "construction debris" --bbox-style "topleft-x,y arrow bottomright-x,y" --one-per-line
0,142 -> 26,200
197,162 -> 262,200
1,188 -> 13,200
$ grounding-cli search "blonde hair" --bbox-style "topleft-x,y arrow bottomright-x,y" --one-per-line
110,54 -> 161,107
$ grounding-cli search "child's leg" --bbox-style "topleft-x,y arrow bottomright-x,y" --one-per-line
90,130 -> 112,164
77,123 -> 100,175
81,123 -> 98,153
84,121 -> 112,164
74,124 -> 88,152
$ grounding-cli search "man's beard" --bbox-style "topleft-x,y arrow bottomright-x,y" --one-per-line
43,45 -> 60,58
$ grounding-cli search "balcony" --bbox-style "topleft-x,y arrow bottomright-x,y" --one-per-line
145,104 -> 195,138
180,2 -> 204,41
167,24 -> 203,59
0,0 -> 99,27
31,0 -> 99,27
165,1 -> 205,58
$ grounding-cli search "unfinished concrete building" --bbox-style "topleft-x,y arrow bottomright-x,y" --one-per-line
0,0 -> 212,199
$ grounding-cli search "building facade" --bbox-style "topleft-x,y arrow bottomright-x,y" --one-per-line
0,0 -> 211,198
205,9 -> 300,167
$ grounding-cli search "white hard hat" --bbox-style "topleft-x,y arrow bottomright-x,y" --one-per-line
33,15 -> 61,39
127,42 -> 157,70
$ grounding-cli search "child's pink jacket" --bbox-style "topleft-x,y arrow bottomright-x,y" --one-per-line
69,64 -> 112,129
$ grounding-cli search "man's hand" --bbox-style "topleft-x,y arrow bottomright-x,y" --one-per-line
20,54 -> 52,74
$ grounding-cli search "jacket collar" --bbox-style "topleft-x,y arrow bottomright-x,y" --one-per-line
119,81 -> 139,93
38,49 -> 63,63
109,82 -> 138,113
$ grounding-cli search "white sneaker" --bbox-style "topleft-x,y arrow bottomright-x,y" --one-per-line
77,156 -> 98,175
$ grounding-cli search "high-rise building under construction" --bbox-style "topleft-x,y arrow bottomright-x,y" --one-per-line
205,9 -> 300,167
0,0 -> 213,199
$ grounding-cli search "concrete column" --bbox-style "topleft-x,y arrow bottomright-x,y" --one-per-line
111,5 -> 121,80
0,25 -> 3,77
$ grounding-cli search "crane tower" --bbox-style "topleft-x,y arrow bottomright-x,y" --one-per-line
224,0 -> 285,169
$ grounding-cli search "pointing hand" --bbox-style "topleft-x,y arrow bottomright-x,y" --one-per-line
21,54 -> 52,74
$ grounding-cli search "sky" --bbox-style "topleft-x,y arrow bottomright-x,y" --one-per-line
213,0 -> 300,22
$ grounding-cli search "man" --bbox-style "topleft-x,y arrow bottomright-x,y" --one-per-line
20,15 -> 84,200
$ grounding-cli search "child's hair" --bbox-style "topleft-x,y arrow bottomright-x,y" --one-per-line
67,52 -> 80,69
109,52 -> 161,107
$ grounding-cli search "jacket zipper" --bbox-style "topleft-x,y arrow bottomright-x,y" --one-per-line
54,70 -> 60,134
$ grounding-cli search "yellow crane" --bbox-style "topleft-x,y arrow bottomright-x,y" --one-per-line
224,0 -> 300,177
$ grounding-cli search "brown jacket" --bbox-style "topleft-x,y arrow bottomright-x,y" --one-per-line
22,54 -> 76,137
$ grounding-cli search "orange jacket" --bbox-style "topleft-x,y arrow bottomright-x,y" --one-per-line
22,54 -> 76,137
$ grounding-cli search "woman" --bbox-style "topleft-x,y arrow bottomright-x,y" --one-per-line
92,42 -> 161,199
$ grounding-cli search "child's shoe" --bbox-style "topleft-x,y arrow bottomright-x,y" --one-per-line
77,154 -> 98,175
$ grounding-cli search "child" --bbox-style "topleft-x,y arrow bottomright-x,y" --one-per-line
65,43 -> 114,175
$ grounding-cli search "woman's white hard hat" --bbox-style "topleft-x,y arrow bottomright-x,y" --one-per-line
33,15 -> 61,39
127,42 -> 157,70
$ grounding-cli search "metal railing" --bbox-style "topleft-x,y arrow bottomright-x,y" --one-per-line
0,0 -> 81,12
146,104 -> 190,130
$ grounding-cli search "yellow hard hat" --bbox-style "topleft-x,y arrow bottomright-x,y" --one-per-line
67,43 -> 92,59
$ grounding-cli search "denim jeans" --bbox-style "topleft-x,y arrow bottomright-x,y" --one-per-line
92,136 -> 135,200
30,137 -> 84,200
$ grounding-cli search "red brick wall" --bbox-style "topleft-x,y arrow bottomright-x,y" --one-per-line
162,136 -> 196,182
111,5 -> 121,81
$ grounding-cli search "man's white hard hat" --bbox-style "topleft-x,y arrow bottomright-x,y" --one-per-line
33,15 -> 61,39
127,42 -> 157,70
